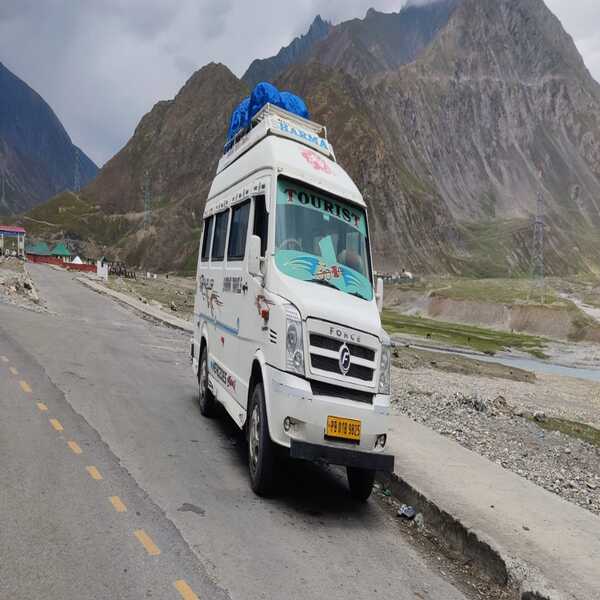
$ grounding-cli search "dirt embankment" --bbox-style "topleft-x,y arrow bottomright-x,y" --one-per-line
426,295 -> 600,342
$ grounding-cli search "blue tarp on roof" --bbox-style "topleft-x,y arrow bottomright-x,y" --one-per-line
226,82 -> 310,144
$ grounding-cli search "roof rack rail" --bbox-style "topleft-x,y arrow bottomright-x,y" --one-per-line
218,103 -> 335,174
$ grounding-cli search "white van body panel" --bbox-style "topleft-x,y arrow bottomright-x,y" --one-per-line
193,105 -> 393,472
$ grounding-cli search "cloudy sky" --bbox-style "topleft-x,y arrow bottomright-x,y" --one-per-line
1,0 -> 599,166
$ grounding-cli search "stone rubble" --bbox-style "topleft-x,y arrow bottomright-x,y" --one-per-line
391,367 -> 600,516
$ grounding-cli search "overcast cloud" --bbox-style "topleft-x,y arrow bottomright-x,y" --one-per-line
0,0 -> 598,166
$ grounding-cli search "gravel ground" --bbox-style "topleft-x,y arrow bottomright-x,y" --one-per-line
391,365 -> 600,515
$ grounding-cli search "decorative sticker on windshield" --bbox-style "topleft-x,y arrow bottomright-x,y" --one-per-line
275,179 -> 373,301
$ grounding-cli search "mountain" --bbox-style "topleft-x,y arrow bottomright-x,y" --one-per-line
242,15 -> 332,88
56,0 -> 600,276
83,63 -> 248,270
243,2 -> 459,85
0,62 -> 98,215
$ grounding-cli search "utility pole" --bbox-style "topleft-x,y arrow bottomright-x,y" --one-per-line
74,147 -> 81,193
143,169 -> 152,229
1,170 -> 6,206
529,169 -> 545,304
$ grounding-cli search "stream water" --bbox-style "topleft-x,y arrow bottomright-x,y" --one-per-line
402,341 -> 600,383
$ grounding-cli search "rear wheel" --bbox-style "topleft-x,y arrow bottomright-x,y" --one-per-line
198,345 -> 216,417
347,467 -> 375,502
248,382 -> 276,496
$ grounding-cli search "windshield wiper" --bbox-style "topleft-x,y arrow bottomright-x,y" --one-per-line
309,278 -> 337,289
348,291 -> 367,301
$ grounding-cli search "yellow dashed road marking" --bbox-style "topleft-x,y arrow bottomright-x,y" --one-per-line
174,580 -> 200,600
109,496 -> 127,513
9,366 -> 18,375
67,441 -> 82,455
19,381 -> 32,393
86,466 -> 103,480
50,418 -> 64,432
1,355 -> 8,362
37,402 -> 48,412
134,530 -> 161,556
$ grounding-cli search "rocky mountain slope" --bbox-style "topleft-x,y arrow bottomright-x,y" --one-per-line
0,62 -> 97,215
38,0 -> 600,276
243,16 -> 332,88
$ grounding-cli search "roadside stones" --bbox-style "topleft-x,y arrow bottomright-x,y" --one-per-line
534,411 -> 546,422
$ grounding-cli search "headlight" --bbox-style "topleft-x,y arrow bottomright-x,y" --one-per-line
285,304 -> 304,375
378,345 -> 391,395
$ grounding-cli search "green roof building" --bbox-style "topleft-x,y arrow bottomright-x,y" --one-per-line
51,243 -> 71,258
25,242 -> 51,256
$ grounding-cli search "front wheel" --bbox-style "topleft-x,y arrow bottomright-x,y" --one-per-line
347,467 -> 376,502
198,346 -> 216,417
248,382 -> 276,496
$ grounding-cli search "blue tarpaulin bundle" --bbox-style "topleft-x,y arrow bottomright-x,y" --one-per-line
227,96 -> 250,142
226,82 -> 310,144
279,92 -> 309,119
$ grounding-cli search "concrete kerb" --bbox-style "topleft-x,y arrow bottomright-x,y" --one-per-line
76,276 -> 193,333
377,470 -> 570,600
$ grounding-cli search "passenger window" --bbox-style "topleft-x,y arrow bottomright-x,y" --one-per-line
253,195 -> 268,257
211,210 -> 229,261
227,201 -> 250,261
200,216 -> 214,262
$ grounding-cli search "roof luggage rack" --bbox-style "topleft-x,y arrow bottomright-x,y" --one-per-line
218,103 -> 336,174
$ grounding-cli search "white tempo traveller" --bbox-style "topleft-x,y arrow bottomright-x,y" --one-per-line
192,103 -> 394,500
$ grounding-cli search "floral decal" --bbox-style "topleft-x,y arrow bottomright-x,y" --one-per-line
301,148 -> 332,174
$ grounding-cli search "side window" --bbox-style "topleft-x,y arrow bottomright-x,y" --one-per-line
200,216 -> 214,262
227,201 -> 250,261
253,195 -> 268,257
211,210 -> 229,262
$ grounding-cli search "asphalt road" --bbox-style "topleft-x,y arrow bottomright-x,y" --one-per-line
0,264 -> 470,600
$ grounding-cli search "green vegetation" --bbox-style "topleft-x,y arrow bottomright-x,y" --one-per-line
382,309 -> 548,358
430,277 -> 559,305
22,191 -> 133,247
532,417 -> 600,449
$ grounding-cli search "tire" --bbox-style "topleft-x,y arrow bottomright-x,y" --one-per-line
346,467 -> 376,502
198,345 -> 216,417
247,381 -> 276,496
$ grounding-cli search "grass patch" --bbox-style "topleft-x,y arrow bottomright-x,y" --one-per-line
428,277 -> 559,305
532,417 -> 600,448
382,309 -> 547,358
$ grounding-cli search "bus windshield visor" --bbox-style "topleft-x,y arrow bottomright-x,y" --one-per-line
275,178 -> 373,301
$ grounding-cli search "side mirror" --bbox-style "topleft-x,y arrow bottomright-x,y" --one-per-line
376,277 -> 384,314
248,235 -> 262,277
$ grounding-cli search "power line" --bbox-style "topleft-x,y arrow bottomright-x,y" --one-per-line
74,147 -> 81,193
143,169 -> 152,229
528,170 -> 545,303
1,170 -> 6,206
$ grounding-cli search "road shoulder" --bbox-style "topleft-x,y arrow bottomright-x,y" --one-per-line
384,413 -> 600,600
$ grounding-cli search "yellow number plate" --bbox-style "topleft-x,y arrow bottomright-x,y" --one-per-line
326,416 -> 361,441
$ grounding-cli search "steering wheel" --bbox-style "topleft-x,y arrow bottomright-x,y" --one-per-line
279,238 -> 302,251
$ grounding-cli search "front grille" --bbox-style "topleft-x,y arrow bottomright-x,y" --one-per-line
311,380 -> 373,404
308,325 -> 377,384
310,334 -> 376,362
310,355 -> 374,381
310,334 -> 340,352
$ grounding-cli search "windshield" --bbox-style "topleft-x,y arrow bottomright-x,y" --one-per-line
274,177 -> 373,301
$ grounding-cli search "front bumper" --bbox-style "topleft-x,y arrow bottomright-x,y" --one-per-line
264,365 -> 393,466
291,440 -> 394,472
